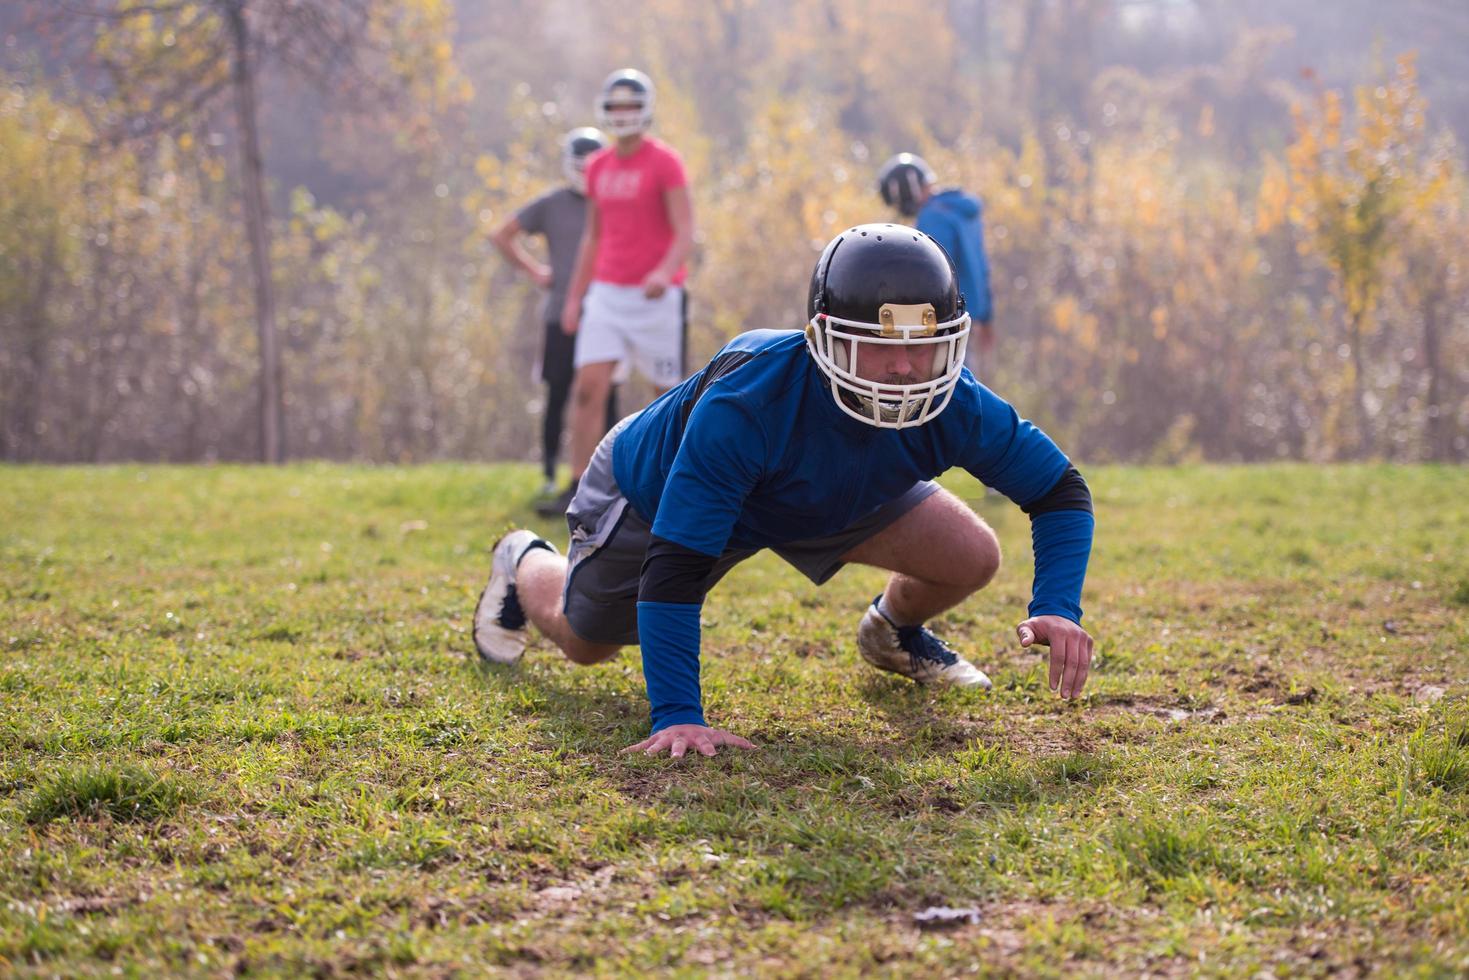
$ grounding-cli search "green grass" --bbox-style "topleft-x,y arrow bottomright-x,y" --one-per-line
23,765 -> 193,826
1,462 -> 1467,975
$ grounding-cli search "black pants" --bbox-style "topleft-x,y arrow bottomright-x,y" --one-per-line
542,320 -> 619,482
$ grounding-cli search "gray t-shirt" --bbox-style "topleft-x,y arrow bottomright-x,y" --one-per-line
515,186 -> 588,324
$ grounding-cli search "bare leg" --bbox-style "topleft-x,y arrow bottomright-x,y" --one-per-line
839,488 -> 1000,625
568,360 -> 617,479
515,548 -> 621,666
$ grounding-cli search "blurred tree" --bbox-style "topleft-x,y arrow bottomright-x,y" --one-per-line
1395,147 -> 1465,461
3,1 -> 1467,464
54,0 -> 385,462
0,85 -> 84,459
1286,54 -> 1444,457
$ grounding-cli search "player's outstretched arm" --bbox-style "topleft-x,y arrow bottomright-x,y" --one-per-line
621,723 -> 756,759
1016,615 -> 1094,699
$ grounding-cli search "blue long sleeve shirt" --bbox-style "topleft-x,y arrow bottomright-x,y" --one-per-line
612,329 -> 1092,731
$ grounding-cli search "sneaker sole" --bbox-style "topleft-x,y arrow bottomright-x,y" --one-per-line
470,531 -> 539,665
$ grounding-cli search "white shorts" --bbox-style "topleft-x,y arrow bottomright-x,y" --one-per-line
575,281 -> 686,389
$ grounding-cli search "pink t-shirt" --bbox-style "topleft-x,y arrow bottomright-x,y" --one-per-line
586,137 -> 689,286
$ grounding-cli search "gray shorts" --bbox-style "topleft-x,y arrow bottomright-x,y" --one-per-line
561,415 -> 940,645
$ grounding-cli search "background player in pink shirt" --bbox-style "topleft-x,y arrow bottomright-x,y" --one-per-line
551,68 -> 695,517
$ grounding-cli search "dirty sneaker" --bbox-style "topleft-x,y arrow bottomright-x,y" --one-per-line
856,595 -> 992,688
472,530 -> 556,664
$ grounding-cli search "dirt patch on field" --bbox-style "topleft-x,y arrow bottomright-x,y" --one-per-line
530,864 -> 618,913
42,892 -> 138,915
869,898 -> 1168,972
1207,651 -> 1460,712
609,765 -> 682,802
987,717 -> 1101,755
1086,692 -> 1267,725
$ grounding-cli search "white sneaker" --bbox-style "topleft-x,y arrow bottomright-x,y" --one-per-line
472,530 -> 556,664
856,596 -> 992,688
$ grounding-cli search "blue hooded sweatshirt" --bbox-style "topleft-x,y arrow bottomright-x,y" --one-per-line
916,189 -> 993,324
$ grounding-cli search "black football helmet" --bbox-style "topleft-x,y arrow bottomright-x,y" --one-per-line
877,153 -> 937,217
596,68 -> 654,137
806,224 -> 971,428
561,127 -> 607,193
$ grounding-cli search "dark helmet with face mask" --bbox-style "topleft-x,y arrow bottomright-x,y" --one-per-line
805,224 -> 971,428
876,153 -> 937,217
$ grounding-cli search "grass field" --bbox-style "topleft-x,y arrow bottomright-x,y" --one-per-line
2,463 -> 1467,977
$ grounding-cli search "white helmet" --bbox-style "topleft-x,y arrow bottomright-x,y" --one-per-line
561,127 -> 607,193
805,224 -> 971,429
596,68 -> 654,137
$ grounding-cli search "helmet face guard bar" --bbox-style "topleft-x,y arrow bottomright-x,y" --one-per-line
598,103 -> 651,136
597,70 -> 656,137
565,160 -> 587,192
597,91 -> 653,136
563,152 -> 592,192
562,129 -> 606,192
805,306 -> 971,429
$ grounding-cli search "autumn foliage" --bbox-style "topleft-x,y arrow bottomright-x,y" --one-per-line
1,3 -> 1466,462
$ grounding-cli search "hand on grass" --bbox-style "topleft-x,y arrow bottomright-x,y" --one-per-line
622,724 -> 756,759
1016,615 -> 1094,699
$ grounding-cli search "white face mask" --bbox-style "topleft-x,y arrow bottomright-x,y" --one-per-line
805,303 -> 971,429
563,157 -> 589,193
599,105 -> 650,136
596,90 -> 653,137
